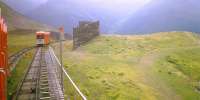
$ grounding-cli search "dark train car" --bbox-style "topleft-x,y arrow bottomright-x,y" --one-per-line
36,31 -> 51,46
0,16 -> 8,100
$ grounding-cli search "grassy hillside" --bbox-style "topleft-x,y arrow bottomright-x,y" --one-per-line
0,1 -> 56,31
7,30 -> 36,99
52,32 -> 200,100
7,49 -> 35,99
0,1 -> 58,55
8,29 -> 36,56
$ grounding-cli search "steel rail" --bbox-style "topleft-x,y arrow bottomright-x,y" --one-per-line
9,46 -> 36,59
14,47 -> 38,100
8,46 -> 36,72
47,47 -> 65,99
8,40 -> 66,70
35,48 -> 42,100
8,40 -> 66,67
36,47 -> 52,100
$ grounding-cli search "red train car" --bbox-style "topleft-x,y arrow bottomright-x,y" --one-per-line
0,16 -> 8,100
36,31 -> 51,46
44,32 -> 50,45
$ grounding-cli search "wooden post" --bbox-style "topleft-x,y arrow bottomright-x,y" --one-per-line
59,27 -> 64,91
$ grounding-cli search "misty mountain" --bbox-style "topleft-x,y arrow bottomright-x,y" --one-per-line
2,0 -> 48,13
3,0 -> 200,34
25,0 -> 125,33
3,0 -> 146,33
0,1 -> 56,31
113,0 -> 200,34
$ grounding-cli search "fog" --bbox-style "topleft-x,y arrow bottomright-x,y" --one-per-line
3,0 -> 200,34
3,0 -> 151,16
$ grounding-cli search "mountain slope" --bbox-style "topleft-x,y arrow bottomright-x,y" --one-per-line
0,1 -> 56,31
52,32 -> 200,100
114,0 -> 200,34
25,0 -> 117,33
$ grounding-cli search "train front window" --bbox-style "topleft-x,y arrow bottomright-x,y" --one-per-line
37,34 -> 44,39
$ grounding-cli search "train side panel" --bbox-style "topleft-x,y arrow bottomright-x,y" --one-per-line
44,32 -> 50,45
44,33 -> 48,45
0,16 -> 8,100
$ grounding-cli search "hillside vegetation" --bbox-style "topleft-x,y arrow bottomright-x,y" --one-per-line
52,32 -> 200,100
7,49 -> 35,99
0,1 -> 57,55
8,29 -> 36,56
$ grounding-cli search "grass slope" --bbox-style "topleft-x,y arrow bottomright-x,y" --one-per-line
7,49 -> 35,99
8,29 -> 36,56
52,32 -> 200,100
7,30 -> 36,99
154,47 -> 200,100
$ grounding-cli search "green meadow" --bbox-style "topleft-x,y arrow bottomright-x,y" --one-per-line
8,30 -> 35,56
52,32 -> 200,100
7,49 -> 35,99
7,30 -> 36,99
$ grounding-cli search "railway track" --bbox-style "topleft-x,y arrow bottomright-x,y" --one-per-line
11,43 -> 87,100
9,46 -> 36,71
13,47 -> 64,100
8,41 -> 65,71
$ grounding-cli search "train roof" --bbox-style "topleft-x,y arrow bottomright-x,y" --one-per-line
36,31 -> 50,35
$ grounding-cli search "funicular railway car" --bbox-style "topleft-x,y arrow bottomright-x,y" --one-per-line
0,16 -> 8,100
36,31 -> 51,46
44,32 -> 50,45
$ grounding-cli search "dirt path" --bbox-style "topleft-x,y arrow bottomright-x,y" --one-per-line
134,52 -> 181,100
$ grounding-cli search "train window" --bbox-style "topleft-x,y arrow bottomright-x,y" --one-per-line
37,34 -> 44,39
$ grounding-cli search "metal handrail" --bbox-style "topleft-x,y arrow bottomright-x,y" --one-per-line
49,47 -> 87,100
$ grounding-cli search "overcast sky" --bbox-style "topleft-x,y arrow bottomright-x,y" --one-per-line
3,0 -> 152,14
82,0 -> 152,14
